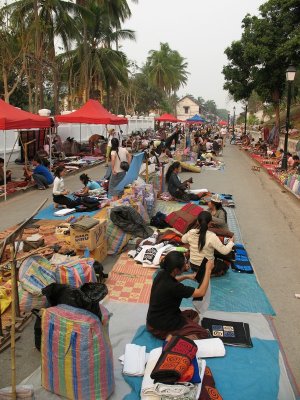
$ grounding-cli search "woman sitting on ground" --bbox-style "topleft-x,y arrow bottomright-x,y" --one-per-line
207,194 -> 228,229
166,161 -> 207,202
146,251 -> 213,340
53,166 -> 79,209
79,173 -> 100,195
182,211 -> 234,277
108,138 -> 131,200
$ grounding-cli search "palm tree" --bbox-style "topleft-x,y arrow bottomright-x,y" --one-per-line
6,0 -> 89,112
146,42 -> 189,97
60,2 -> 135,108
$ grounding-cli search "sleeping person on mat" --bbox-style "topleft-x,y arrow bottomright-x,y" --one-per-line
146,251 -> 213,340
166,161 -> 209,202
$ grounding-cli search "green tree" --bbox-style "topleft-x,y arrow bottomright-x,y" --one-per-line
223,0 -> 300,127
146,42 -> 189,97
60,2 -> 134,109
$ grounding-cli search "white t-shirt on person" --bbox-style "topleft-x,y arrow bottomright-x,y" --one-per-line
111,147 -> 129,173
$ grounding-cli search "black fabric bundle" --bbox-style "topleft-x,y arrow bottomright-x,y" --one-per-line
110,206 -> 153,238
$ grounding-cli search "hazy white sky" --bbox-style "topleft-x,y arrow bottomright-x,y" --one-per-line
121,0 -> 265,112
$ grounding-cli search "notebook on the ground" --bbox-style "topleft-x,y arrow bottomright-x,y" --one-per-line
201,317 -> 253,348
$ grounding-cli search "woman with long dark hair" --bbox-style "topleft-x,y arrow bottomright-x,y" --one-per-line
182,211 -> 234,274
147,251 -> 213,340
208,194 -> 228,229
166,161 -> 206,202
79,173 -> 100,195
53,166 -> 78,208
108,138 -> 131,200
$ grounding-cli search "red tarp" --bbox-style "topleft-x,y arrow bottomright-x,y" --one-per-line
55,100 -> 128,125
155,113 -> 179,123
0,99 -> 52,130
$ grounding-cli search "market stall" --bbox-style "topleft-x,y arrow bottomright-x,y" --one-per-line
0,100 -> 52,200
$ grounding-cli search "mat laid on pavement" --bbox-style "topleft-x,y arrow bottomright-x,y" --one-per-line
180,269 -> 275,315
34,203 -> 99,220
105,254 -> 154,304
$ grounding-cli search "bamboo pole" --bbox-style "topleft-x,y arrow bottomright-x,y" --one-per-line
10,243 -> 17,400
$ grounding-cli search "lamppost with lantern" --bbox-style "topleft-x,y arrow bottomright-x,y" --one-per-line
282,65 -> 297,170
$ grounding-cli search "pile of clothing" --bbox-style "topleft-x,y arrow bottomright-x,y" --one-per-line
121,336 -> 225,400
128,231 -> 185,268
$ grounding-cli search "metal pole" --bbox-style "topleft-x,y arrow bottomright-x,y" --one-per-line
79,123 -> 82,144
231,109 -> 236,144
282,81 -> 292,170
244,104 -> 248,135
4,130 -> 7,201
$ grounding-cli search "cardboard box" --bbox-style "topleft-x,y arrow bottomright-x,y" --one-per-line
70,219 -> 107,251
77,240 -> 108,263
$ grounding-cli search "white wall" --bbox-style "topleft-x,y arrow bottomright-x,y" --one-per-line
0,130 -> 21,161
57,118 -> 155,142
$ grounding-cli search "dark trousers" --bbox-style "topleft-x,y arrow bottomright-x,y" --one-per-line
33,173 -> 49,189
53,194 -> 78,208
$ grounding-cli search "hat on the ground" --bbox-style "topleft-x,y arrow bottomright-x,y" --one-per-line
211,194 -> 222,203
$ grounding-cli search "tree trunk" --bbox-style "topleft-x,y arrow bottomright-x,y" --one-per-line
272,89 -> 280,128
2,69 -> 10,103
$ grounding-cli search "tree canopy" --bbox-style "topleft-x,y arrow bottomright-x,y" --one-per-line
223,0 -> 300,126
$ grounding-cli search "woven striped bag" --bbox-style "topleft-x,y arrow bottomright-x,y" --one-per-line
41,304 -> 114,400
55,259 -> 97,287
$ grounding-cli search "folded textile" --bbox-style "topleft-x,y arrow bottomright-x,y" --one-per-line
150,336 -> 198,384
53,208 -> 76,216
232,244 -> 254,273
123,344 -> 147,376
194,338 -> 226,358
165,204 -> 203,234
70,216 -> 99,230
128,243 -> 176,266
199,366 -> 223,400
201,318 -> 253,348
141,347 -> 205,400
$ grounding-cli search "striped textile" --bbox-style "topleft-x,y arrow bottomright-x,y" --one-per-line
55,259 -> 97,287
107,219 -> 131,255
19,255 -> 56,295
41,304 -> 115,400
18,284 -> 48,313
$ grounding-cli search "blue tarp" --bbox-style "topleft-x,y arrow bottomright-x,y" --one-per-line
123,326 -> 280,400
116,152 -> 144,191
187,114 -> 206,122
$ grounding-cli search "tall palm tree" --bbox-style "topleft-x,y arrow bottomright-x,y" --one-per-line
60,2 -> 135,108
146,42 -> 189,97
6,0 -> 89,112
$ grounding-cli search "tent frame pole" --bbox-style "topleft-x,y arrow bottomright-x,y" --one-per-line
4,130 -> 7,201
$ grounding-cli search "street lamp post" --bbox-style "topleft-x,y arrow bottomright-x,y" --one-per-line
231,106 -> 236,143
244,101 -> 248,135
282,65 -> 296,170
227,111 -> 230,129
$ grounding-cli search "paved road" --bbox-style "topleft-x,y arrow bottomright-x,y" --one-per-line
0,144 -> 300,389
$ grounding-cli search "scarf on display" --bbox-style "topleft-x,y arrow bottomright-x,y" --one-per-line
128,242 -> 176,266
150,336 -> 198,384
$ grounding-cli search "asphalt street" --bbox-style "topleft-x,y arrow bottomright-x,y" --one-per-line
0,144 -> 299,389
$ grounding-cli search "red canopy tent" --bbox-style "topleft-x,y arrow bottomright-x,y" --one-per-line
218,120 -> 228,126
0,99 -> 52,130
155,113 -> 179,123
55,99 -> 128,125
0,99 -> 52,200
